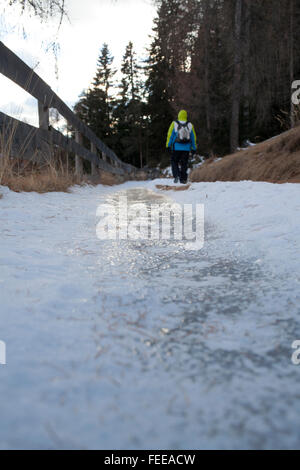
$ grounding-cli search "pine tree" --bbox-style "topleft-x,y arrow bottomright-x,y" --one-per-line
120,42 -> 140,102
145,0 -> 177,167
74,43 -> 116,146
114,42 -> 147,167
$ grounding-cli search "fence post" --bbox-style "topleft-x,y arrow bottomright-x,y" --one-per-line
38,102 -> 49,130
90,142 -> 98,176
75,130 -> 83,177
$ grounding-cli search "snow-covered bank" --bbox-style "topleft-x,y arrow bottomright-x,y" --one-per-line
0,180 -> 300,449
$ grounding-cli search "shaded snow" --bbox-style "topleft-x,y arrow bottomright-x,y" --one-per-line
0,180 -> 300,450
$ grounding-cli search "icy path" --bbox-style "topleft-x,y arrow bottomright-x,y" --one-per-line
0,180 -> 300,450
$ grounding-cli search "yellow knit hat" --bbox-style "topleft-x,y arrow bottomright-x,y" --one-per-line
178,110 -> 188,121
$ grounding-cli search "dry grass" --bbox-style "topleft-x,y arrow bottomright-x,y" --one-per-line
0,119 -> 79,193
0,156 -> 136,194
0,156 -> 134,194
190,126 -> 300,184
83,170 -> 131,186
0,154 -> 79,193
2,169 -> 78,193
0,125 -> 126,193
135,170 -> 148,181
98,171 -> 125,186
156,184 -> 191,192
0,119 -> 137,194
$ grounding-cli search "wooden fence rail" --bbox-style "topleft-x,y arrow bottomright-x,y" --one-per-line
0,41 -> 136,178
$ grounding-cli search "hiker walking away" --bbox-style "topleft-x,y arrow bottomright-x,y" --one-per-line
166,110 -> 197,184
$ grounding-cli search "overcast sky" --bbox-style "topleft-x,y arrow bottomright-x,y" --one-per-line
0,0 -> 156,126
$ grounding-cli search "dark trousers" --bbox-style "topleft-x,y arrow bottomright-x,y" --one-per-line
171,150 -> 189,182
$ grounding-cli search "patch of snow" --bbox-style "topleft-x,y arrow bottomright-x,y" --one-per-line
237,140 -> 257,151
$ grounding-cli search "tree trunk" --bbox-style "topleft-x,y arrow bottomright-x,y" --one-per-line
230,0 -> 242,153
243,0 -> 251,139
139,126 -> 143,169
204,19 -> 212,151
290,0 -> 295,128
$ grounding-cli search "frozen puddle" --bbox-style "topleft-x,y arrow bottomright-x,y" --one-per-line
0,182 -> 300,449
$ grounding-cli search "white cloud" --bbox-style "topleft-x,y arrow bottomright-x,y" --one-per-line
0,0 -> 156,123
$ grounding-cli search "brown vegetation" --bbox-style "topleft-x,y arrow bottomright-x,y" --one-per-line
134,171 -> 149,181
90,171 -> 125,186
0,122 -> 135,193
156,184 -> 191,192
190,126 -> 300,184
0,152 -> 140,194
0,118 -> 79,193
0,157 -> 136,193
0,156 -> 79,193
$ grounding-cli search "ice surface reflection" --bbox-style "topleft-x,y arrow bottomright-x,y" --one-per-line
1,186 -> 300,450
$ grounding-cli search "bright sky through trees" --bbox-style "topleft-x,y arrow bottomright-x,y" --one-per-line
0,0 -> 156,125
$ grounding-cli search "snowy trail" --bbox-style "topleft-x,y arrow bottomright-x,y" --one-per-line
0,180 -> 300,449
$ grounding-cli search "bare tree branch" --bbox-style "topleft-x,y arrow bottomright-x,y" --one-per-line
6,0 -> 67,26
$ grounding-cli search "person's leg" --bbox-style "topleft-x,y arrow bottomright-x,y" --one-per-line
171,151 -> 180,181
179,151 -> 189,183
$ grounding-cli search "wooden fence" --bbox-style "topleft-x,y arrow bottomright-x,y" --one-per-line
0,41 -> 137,178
